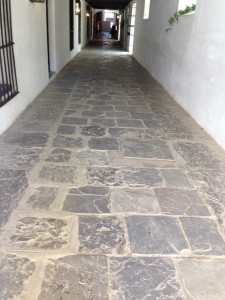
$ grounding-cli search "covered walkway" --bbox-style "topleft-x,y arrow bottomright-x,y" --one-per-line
1,40 -> 225,299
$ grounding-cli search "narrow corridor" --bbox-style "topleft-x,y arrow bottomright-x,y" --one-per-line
1,39 -> 225,299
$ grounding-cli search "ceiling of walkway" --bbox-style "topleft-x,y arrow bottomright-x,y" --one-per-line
86,0 -> 132,10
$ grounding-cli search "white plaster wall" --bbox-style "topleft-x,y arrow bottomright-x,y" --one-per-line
132,0 -> 225,150
0,0 -> 49,135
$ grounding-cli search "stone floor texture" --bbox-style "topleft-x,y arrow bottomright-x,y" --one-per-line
1,39 -> 225,299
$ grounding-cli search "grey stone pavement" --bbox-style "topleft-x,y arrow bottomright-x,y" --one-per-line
1,39 -> 225,299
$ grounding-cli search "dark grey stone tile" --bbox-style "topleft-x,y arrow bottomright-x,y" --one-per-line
121,168 -> 164,187
39,165 -> 77,183
126,216 -> 188,254
0,170 -> 28,229
155,189 -> 210,216
111,188 -> 160,213
110,257 -> 184,300
175,259 -> 225,299
63,186 -> 110,213
180,217 -> 225,255
123,139 -> 173,160
117,119 -> 144,128
137,128 -> 165,139
46,148 -> 72,162
92,118 -> 116,127
38,255 -> 108,300
57,125 -> 76,134
18,121 -> 53,132
75,150 -> 110,166
161,169 -> 192,188
0,254 -> 36,300
3,132 -> 48,147
108,128 -> 137,138
79,216 -> 126,253
0,146 -> 43,170
115,106 -> 151,113
24,107 -> 62,121
87,167 -> 123,186
61,117 -> 88,125
174,142 -> 225,171
92,105 -> 114,111
82,110 -> 105,118
105,111 -> 130,119
9,217 -> 69,249
130,112 -> 155,120
52,135 -> 83,148
80,125 -> 106,136
88,137 -> 119,150
26,187 -> 58,209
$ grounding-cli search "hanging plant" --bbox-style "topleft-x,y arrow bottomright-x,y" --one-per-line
166,4 -> 196,32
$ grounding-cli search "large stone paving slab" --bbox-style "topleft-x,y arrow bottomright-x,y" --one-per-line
38,255 -> 108,300
52,135 -> 83,148
161,169 -> 192,188
46,148 -> 72,162
88,137 -> 119,150
0,253 -> 36,300
0,169 -> 28,229
3,132 -> 49,147
180,217 -> 225,255
123,139 -> 173,160
87,167 -> 123,186
126,216 -> 188,254
78,216 -> 126,254
109,257 -> 184,300
121,168 -> 164,187
38,165 -> 77,183
175,259 -> 225,299
63,186 -> 110,213
25,186 -> 58,210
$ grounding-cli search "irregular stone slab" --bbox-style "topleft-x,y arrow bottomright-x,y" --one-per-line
38,255 -> 108,300
92,118 -> 116,127
82,110 -> 105,118
156,189 -> 209,216
175,259 -> 225,300
137,128 -> 165,139
180,217 -> 225,255
130,112 -> 155,120
52,135 -> 83,148
46,148 -> 72,162
0,254 -> 36,300
9,217 -> 69,249
110,257 -> 184,300
75,150 -> 110,166
26,187 -> 58,209
61,117 -> 88,125
161,118 -> 193,140
123,139 -> 173,160
105,111 -> 130,119
161,169 -> 192,188
25,107 -> 62,121
92,105 -> 114,111
3,132 -> 48,147
0,170 -> 28,229
0,146 -> 43,170
79,216 -> 126,253
111,188 -> 160,213
174,142 -> 225,171
39,165 -> 77,183
108,128 -> 137,138
87,167 -> 123,186
57,125 -> 76,134
117,119 -> 144,128
121,168 -> 164,187
63,186 -> 110,213
88,137 -> 119,150
126,216 -> 188,254
80,125 -> 106,136
18,121 -> 53,132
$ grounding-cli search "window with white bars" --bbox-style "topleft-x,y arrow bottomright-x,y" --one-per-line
0,0 -> 18,107
143,0 -> 151,19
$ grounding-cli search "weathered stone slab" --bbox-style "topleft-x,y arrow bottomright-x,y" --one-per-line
74,150 -> 110,166
87,167 -> 123,186
57,125 -> 76,134
38,255 -> 108,300
121,168 -> 164,187
126,216 -> 188,254
117,119 -> 144,128
88,137 -> 119,150
180,217 -> 225,255
26,187 -> 58,209
0,170 -> 28,229
61,117 -> 87,125
175,259 -> 225,300
105,111 -> 130,119
111,188 -> 160,213
39,165 -> 77,183
3,132 -> 48,147
80,125 -> 106,136
156,189 -> 209,216
110,257 -> 184,300
25,107 -> 62,121
52,135 -> 83,148
108,128 -> 137,138
46,148 -> 72,163
161,169 -> 192,188
79,216 -> 126,253
92,118 -> 116,127
9,217 -> 70,249
123,139 -> 173,160
63,186 -> 110,213
0,254 -> 36,300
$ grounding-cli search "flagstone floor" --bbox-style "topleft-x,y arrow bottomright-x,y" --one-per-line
1,39 -> 225,299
